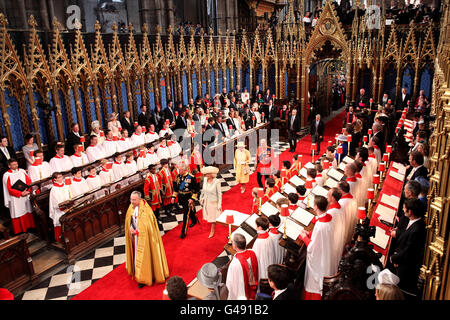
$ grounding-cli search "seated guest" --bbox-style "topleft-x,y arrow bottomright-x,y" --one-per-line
268,215 -> 284,265
157,139 -> 171,160
252,216 -> 275,281
22,133 -> 39,169
90,120 -> 105,145
165,276 -> 187,300
197,263 -> 228,300
70,144 -> 89,167
226,233 -> 259,300
124,152 -> 138,176
107,112 -> 122,138
299,195 -> 335,300
86,135 -> 106,163
102,130 -> 119,157
70,167 -> 90,198
0,136 -> 16,171
117,129 -> 131,153
389,198 -> 426,297
49,172 -> 70,242
145,124 -> 159,144
28,149 -> 52,182
99,159 -> 115,185
86,166 -> 102,190
147,146 -> 159,165
130,125 -> 145,148
268,264 -> 301,300
112,153 -> 127,180
49,144 -> 73,173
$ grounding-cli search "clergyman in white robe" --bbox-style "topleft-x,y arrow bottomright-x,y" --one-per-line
252,230 -> 275,280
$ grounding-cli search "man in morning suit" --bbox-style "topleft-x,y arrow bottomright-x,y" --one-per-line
310,114 -> 324,154
164,100 -> 176,126
268,264 -> 301,300
120,110 -> 134,135
138,105 -> 151,129
65,123 -> 82,155
389,198 -> 426,297
287,108 -> 301,152
405,151 -> 428,183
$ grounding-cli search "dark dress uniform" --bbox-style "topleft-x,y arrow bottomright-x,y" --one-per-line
172,172 -> 199,238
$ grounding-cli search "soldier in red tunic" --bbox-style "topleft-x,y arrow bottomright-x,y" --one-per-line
144,164 -> 162,220
159,159 -> 175,215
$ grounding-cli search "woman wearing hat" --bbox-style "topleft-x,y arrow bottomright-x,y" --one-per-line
197,263 -> 228,300
234,141 -> 251,193
90,120 -> 105,145
200,166 -> 222,238
107,112 -> 122,138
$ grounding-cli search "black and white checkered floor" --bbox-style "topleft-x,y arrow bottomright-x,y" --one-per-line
17,141 -> 291,300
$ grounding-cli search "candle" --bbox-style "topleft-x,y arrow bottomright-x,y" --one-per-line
311,143 -> 316,150
368,129 -> 373,135
65,177 -> 72,185
305,179 -> 313,189
328,140 -> 333,147
373,174 -> 380,185
337,146 -> 343,154
113,136 -> 118,141
363,136 -> 368,142
100,131 -> 104,137
347,135 -> 352,142
386,145 -> 392,153
366,188 -> 374,200
357,207 -> 366,220
378,162 -> 386,172
80,136 -> 85,143
77,145 -> 84,152
257,188 -> 264,198
106,162 -> 112,170
280,204 -> 289,217
383,153 -> 389,162
175,111 -> 178,117
134,122 -> 138,127
142,126 -> 146,132
369,98 -> 373,103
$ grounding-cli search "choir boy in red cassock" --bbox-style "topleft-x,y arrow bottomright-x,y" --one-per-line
2,159 -> 35,234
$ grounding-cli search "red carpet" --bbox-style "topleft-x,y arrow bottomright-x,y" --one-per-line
72,110 -> 345,300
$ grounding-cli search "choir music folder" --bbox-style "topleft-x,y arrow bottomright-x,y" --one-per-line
324,177 -> 338,188
260,202 -> 278,216
282,182 -> 297,195
270,192 -> 286,203
11,179 -> 29,192
370,226 -> 390,250
291,207 -> 315,227
375,204 -> 397,224
277,218 -> 304,241
327,168 -> 345,181
289,175 -> 305,186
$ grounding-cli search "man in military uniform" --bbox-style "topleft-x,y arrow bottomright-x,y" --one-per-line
172,163 -> 199,239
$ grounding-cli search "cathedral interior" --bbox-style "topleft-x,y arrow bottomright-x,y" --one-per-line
0,0 -> 449,302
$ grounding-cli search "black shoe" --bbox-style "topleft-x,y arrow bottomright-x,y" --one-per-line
179,233 -> 186,239
189,222 -> 197,228
138,283 -> 145,288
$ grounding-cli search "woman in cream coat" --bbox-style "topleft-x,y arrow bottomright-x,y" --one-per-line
234,141 -> 251,193
200,166 -> 222,238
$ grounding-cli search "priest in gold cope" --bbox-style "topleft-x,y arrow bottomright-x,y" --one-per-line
125,191 -> 169,288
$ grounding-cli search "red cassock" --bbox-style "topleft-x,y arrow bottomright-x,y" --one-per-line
144,173 -> 162,211
158,168 -> 174,206
189,151 -> 203,183
275,178 -> 282,190
171,168 -> 179,204
251,198 -> 259,214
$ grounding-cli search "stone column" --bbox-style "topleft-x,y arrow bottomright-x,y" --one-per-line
40,0 -> 50,29
18,0 -> 28,29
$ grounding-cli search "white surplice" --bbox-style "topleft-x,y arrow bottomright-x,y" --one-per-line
99,168 -> 115,185
86,144 -> 106,163
252,231 -> 275,280
102,139 -> 119,157
145,132 -> 159,144
130,132 -> 146,148
70,177 -> 90,198
156,145 -> 171,160
125,160 -> 138,176
304,213 -> 335,295
112,161 -> 128,180
86,175 -> 102,190
49,155 -> 73,173
70,153 -> 89,168
338,193 -> 358,245
28,162 -> 53,182
2,169 -> 33,218
49,182 -> 70,227
226,249 -> 258,300
327,203 -> 345,274
268,227 -> 284,264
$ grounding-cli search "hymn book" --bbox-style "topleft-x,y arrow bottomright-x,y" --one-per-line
311,185 -> 329,198
370,226 -> 390,250
327,168 -> 345,181
261,202 -> 278,216
231,227 -> 254,245
338,161 -> 347,171
291,207 -> 315,226
324,177 -> 338,188
342,156 -> 353,164
299,167 -> 308,178
277,218 -> 304,241
304,162 -> 315,169
244,214 -> 259,231
282,183 -> 297,195
389,170 -> 405,181
380,194 -> 401,209
270,192 -> 286,203
375,204 -> 397,224
392,162 -> 407,172
289,175 -> 305,186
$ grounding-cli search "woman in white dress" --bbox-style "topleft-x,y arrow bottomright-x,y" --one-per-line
200,166 -> 222,238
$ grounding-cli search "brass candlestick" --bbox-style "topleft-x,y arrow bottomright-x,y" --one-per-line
228,224 -> 232,245
282,218 -> 287,240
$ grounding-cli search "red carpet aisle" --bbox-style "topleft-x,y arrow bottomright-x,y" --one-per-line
73,110 -> 345,300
